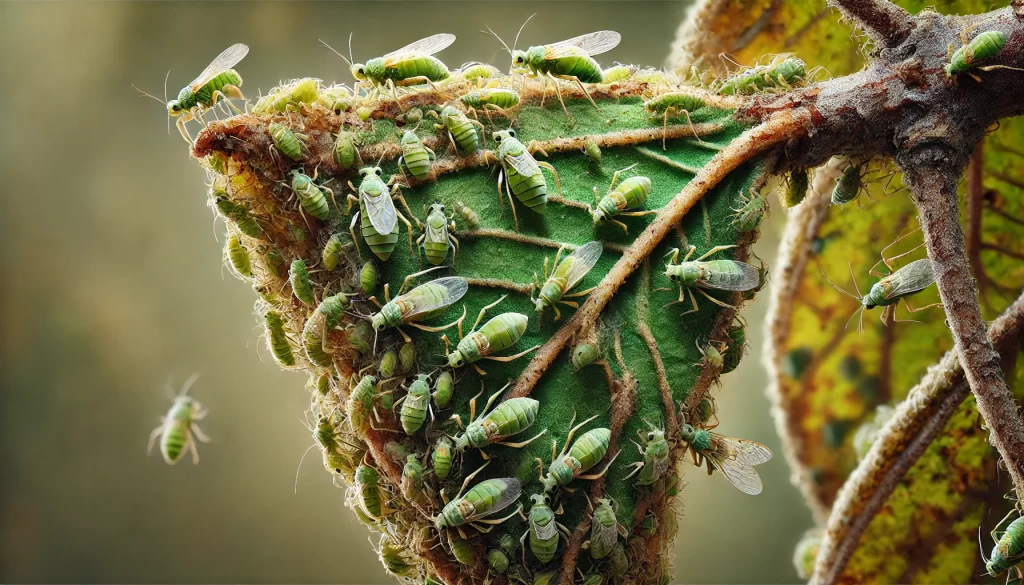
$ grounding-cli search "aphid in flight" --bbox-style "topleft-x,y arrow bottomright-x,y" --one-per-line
493,17 -> 621,115
148,374 -> 210,465
663,244 -> 761,316
135,43 -> 248,143
643,91 -> 706,148
397,130 -> 436,181
442,296 -> 539,375
322,33 -> 455,107
583,497 -> 627,560
623,424 -> 670,486
430,105 -> 485,154
679,421 -> 772,495
346,166 -> 416,261
417,203 -> 459,266
590,165 -> 656,233
485,129 -> 561,230
451,386 -> 545,456
532,241 -> 602,321
369,270 -> 468,342
982,508 -> 1024,582
539,413 -> 617,492
433,462 -> 523,538
519,493 -> 568,564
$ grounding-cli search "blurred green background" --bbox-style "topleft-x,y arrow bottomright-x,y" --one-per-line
0,2 -> 810,583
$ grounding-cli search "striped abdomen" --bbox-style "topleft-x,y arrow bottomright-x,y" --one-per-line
567,427 -> 611,472
264,311 -> 295,367
301,311 -> 333,367
698,260 -> 753,289
401,145 -> 432,180
445,111 -> 480,153
505,160 -> 547,211
387,56 -> 450,84
160,420 -> 189,463
457,313 -> 528,362
529,506 -> 559,561
481,397 -> 539,441
543,50 -> 603,83
195,69 -> 243,107
422,226 -> 449,266
360,199 -> 398,261
271,123 -> 304,162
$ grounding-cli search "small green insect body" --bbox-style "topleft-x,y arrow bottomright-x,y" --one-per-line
316,84 -> 355,113
664,245 -> 762,316
402,453 -> 426,492
460,88 -> 521,119
378,348 -> 398,377
533,241 -> 603,321
352,463 -> 391,520
418,203 -> 459,266
723,323 -> 747,374
584,141 -> 602,166
431,105 -> 483,154
571,342 -> 601,371
399,341 -> 415,374
863,258 -> 938,313
488,549 -> 510,574
458,62 -> 504,84
488,129 -> 561,230
224,233 -> 252,278
434,473 -> 523,535
591,168 -> 656,233
432,436 -> 454,481
984,512 -> 1024,580
785,170 -> 809,208
643,92 -> 706,148
344,34 -> 455,100
371,274 -> 468,341
731,189 -> 768,232
347,374 -> 380,433
252,77 -> 320,113
444,298 -> 539,374
289,259 -> 314,306
587,498 -> 627,559
947,30 -> 1008,78
452,389 -> 544,454
718,56 -> 806,95
148,375 -> 209,465
269,122 -> 306,162
508,30 -> 622,114
322,234 -> 345,271
448,534 -> 477,565
360,260 -> 378,295
521,493 -> 564,564
397,374 -> 432,435
433,370 -> 454,409
301,293 -> 348,368
540,415 -> 616,492
624,428 -> 670,486
288,170 -> 332,220
601,64 -> 635,83
679,423 -> 772,495
397,130 -> 436,181
212,191 -> 264,239
831,164 -> 864,206
376,534 -> 415,577
263,310 -> 296,367
452,200 -> 480,230
347,167 -> 414,262
333,131 -> 360,170
608,542 -> 628,579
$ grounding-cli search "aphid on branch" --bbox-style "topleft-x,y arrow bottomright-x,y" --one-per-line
643,91 -> 706,149
722,321 -> 747,374
533,241 -> 602,322
731,188 -> 768,232
623,423 -> 670,486
601,63 -> 635,83
316,84 -> 355,113
590,165 -> 656,233
584,141 -> 602,166
451,200 -> 480,230
484,129 -> 561,230
448,533 -> 477,565
399,341 -> 416,375
982,508 -> 1024,581
397,130 -> 436,181
347,374 -> 386,433
582,497 -> 627,559
460,87 -> 521,121
374,534 -> 415,578
417,203 -> 459,266
396,374 -> 432,435
831,162 -> 866,206
287,169 -> 333,221
432,436 -> 454,481
946,27 -> 1016,80
519,493 -> 568,564
269,122 -> 307,162
211,190 -> 265,239
369,269 -> 467,342
488,549 -> 510,574
442,296 -> 539,375
430,105 -> 485,154
451,386 -> 545,457
289,258 -> 315,306
351,459 -> 394,521
301,293 -> 348,367
346,166 -> 416,261
322,234 -> 345,271
148,374 -> 210,465
433,462 -> 523,538
784,170 -> 809,208
263,310 -> 296,367
252,77 -> 320,113
663,245 -> 761,316
224,233 -> 252,279
359,260 -> 378,295
539,413 -> 617,492
333,130 -> 360,170
679,420 -> 772,495
432,370 -> 454,409
718,55 -> 806,95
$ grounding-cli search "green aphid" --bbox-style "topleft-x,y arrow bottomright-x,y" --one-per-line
590,166 -> 656,233
731,189 -> 767,232
448,533 -> 477,565
695,339 -> 725,370
503,25 -> 621,114
584,141 -> 602,166
452,387 -> 545,455
946,29 -> 1008,78
741,258 -> 769,302
458,62 -> 504,84
983,510 -> 1024,581
643,91 -> 706,148
521,493 -> 567,564
315,84 -> 355,112
224,233 -> 252,278
289,259 -> 314,306
718,56 -> 806,95
540,414 -> 616,492
316,373 -> 331,396
432,370 -> 453,409
828,256 -> 939,330
792,529 -> 822,580
601,63 -> 635,83
664,245 -> 761,316
460,87 -> 521,119
322,234 -> 345,271
139,43 -> 247,143
585,498 -> 627,559
269,122 -> 306,162
359,260 -> 378,295
356,106 -> 373,121
571,342 -> 601,371
487,549 -> 510,574
831,163 -> 864,206
399,341 -> 416,375
330,33 -> 454,103
347,321 -> 374,354
487,129 -> 561,230
263,310 -> 296,367
722,322 -> 747,374
396,374 -> 432,435
346,166 -> 414,262
301,293 -> 348,367
311,415 -> 363,477
347,374 -> 381,433
432,436 -> 454,481
333,131 -> 360,170
785,170 -> 809,208
288,170 -> 332,220
383,440 -> 411,464
533,241 -> 602,322
370,271 -> 467,341
375,535 -> 415,577
679,422 -> 772,495
403,107 -> 423,125
624,426 -> 670,486
378,348 -> 398,378
397,130 -> 436,181
444,297 -> 539,374
352,462 -> 392,520
452,200 -> 480,230
431,105 -> 484,154
263,247 -> 289,279
635,512 -> 658,537
212,193 -> 264,239
418,203 -> 459,266
204,153 -> 229,175
402,453 -> 426,492
148,374 -> 209,465
433,465 -> 522,536
579,572 -> 604,585
253,77 -> 320,113
378,391 -> 394,412
608,542 -> 628,578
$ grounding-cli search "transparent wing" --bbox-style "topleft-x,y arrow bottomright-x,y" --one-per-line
362,190 -> 397,235
710,433 -> 773,466
545,31 -> 621,59
189,43 -> 249,91
426,221 -> 448,244
698,260 -> 762,291
705,442 -> 764,495
384,33 -> 456,59
469,478 -> 522,521
398,277 -> 468,319
503,149 -> 541,178
593,523 -> 618,551
561,241 -> 603,292
885,259 -> 936,299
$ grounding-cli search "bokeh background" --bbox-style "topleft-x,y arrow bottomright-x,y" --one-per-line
0,2 -> 811,583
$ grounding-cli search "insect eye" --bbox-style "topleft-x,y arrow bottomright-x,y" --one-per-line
648,432 -> 656,441
358,68 -> 365,75
508,129 -> 517,138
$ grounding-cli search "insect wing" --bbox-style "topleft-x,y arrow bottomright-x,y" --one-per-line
705,447 -> 764,495
363,189 -> 398,235
561,241 -> 603,292
503,149 -> 541,178
884,259 -> 936,300
397,277 -> 468,319
710,432 -> 773,466
189,43 -> 249,91
698,260 -> 762,291
426,219 -> 448,244
467,478 -> 522,521
545,31 -> 621,59
384,33 -> 456,62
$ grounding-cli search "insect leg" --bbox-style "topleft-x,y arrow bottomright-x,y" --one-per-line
662,107 -> 671,150
176,115 -> 195,145
186,431 -> 200,465
147,424 -> 164,454
349,212 -> 364,260
536,161 -> 563,195
546,72 -> 572,119
679,288 -> 701,316
607,164 -> 638,193
191,423 -> 212,443
577,449 -> 621,480
694,244 -> 738,262
497,428 -> 548,449
697,288 -> 735,309
502,170 -> 521,231
392,186 -> 423,229
473,294 -> 509,331
484,344 -> 540,362
569,75 -> 600,111
396,211 -> 416,257
681,108 -> 705,145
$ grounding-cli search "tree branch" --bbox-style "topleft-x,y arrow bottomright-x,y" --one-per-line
826,0 -> 914,47
903,151 -> 1024,500
810,290 -> 1024,585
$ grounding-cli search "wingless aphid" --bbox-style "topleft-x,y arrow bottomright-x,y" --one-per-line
224,233 -> 252,279
488,549 -> 510,575
289,258 -> 315,306
643,92 -> 706,148
322,234 -> 345,271
397,130 -> 436,181
433,463 -> 523,538
369,270 -> 468,342
396,374 -> 432,435
263,310 -> 296,367
590,165 -> 656,233
452,200 -> 480,229
442,295 -> 539,375
433,370 -> 454,409
359,260 -> 378,295
831,163 -> 865,206
352,460 -> 393,520
583,498 -> 627,560
269,122 -> 307,162
448,534 -> 477,565
982,509 -> 1024,582
333,130 -> 360,170
374,534 -> 415,578
430,105 -> 485,154
347,374 -> 383,433
679,421 -> 772,495
135,43 -> 248,143
418,203 -> 459,266
378,348 -> 398,378
432,436 -> 454,481
663,244 -> 761,316
731,188 -> 768,232
287,170 -> 332,221
301,293 -> 349,368
148,374 -> 210,465
346,166 -> 416,261
519,493 -> 568,564
399,341 -> 416,374
718,56 -> 806,95
402,453 -> 426,493
947,28 -> 1013,81
539,413 -> 617,492
624,425 -> 670,486
252,77 -> 320,114
460,87 -> 521,121
485,129 -> 561,230
451,386 -> 545,457
533,241 -> 602,321
785,170 -> 809,208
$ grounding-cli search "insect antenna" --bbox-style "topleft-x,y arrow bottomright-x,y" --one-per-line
133,85 -> 165,104
512,13 -> 536,53
179,372 -> 201,397
293,442 -> 319,494
320,39 -> 353,66
348,31 -> 356,66
485,26 -> 514,57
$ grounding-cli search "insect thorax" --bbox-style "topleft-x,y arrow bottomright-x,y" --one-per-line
691,430 -> 713,451
669,263 -> 701,285
364,58 -> 388,83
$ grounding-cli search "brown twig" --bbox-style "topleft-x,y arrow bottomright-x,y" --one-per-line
826,0 -> 914,48
967,142 -> 986,299
636,259 -> 679,438
459,229 -> 626,255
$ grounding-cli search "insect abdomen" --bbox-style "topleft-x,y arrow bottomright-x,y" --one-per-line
423,233 -> 449,265
486,398 -> 538,438
700,260 -> 752,289
506,163 -> 548,211
402,144 -> 432,180
548,54 -> 603,83
270,123 -> 304,162
359,200 -> 399,261
195,69 -> 243,106
569,427 -> 611,470
391,55 -> 450,83
264,311 -> 295,367
161,422 -> 188,463
477,313 -> 528,354
447,114 -> 480,153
